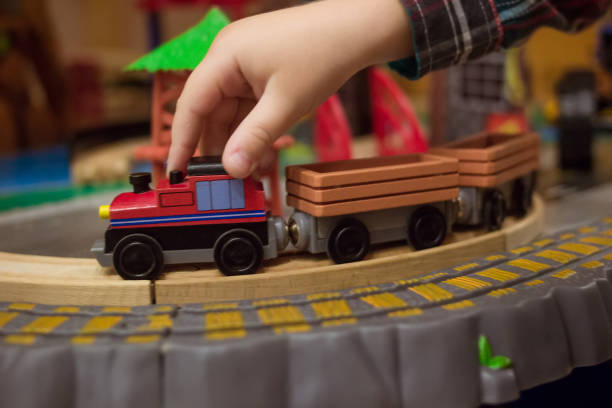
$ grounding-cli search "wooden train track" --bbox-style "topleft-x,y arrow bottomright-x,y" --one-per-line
0,196 -> 544,306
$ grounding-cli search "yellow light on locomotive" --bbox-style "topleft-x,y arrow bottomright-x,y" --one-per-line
99,205 -> 110,219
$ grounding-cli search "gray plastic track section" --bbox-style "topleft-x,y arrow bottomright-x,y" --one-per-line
0,219 -> 611,408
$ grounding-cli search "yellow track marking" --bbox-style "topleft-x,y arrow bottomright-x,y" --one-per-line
21,316 -> 68,334
533,239 -> 555,247
307,292 -> 341,301
139,314 -> 173,331
409,284 -> 454,302
425,272 -> 450,280
552,269 -> 576,279
580,236 -> 612,246
9,303 -> 34,311
71,336 -> 96,345
258,306 -> 306,326
253,298 -> 289,307
487,288 -> 517,298
5,334 -> 36,345
204,303 -> 238,311
273,324 -> 311,334
81,316 -> 122,334
206,329 -> 247,340
0,312 -> 18,329
444,276 -> 491,291
558,242 -> 599,255
603,229 -> 612,236
442,300 -> 474,310
605,217 -> 612,224
560,233 -> 576,240
322,318 -> 357,327
156,305 -> 174,313
126,335 -> 160,344
534,249 -> 577,264
477,268 -> 520,282
361,293 -> 407,309
579,226 -> 597,234
396,272 -> 449,286
388,308 -> 423,317
486,255 -> 506,261
524,280 -> 545,287
311,299 -> 353,319
205,311 -> 244,331
511,246 -> 533,254
582,261 -> 604,269
605,254 -> 612,261
103,306 -> 131,314
454,263 -> 479,272
54,307 -> 80,314
351,286 -> 379,295
395,278 -> 420,286
507,258 -> 550,272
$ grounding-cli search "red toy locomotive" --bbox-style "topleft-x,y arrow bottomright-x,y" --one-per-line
91,157 -> 287,280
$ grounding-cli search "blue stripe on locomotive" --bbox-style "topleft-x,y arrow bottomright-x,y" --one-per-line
110,210 -> 266,227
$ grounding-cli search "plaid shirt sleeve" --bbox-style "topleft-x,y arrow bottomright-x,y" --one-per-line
390,0 -> 611,79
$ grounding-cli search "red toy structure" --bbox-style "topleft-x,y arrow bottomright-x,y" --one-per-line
134,71 -> 189,182
369,67 -> 428,156
314,94 -> 353,162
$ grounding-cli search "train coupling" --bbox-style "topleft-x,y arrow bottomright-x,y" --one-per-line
287,211 -> 313,251
270,215 -> 289,252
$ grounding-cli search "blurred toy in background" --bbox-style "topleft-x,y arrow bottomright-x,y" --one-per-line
314,94 -> 352,162
0,0 -> 68,153
429,50 -> 530,145
597,24 -> 612,116
313,67 -> 428,163
370,67 -> 428,156
555,71 -> 596,172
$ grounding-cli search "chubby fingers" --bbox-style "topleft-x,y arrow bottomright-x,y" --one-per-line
167,58 -> 229,173
222,86 -> 297,178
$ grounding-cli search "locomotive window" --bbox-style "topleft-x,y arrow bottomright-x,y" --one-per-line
196,181 -> 212,211
197,179 -> 245,211
230,179 -> 245,209
211,180 -> 231,210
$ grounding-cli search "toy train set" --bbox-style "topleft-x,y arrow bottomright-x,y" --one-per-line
92,131 -> 539,280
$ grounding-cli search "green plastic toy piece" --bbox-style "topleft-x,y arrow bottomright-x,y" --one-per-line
478,335 -> 512,370
126,7 -> 230,72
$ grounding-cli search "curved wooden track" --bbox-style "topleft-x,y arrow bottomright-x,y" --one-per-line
0,196 -> 544,306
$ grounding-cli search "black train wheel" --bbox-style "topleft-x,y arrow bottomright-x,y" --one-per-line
512,177 -> 531,217
327,218 -> 370,264
482,189 -> 506,231
214,230 -> 263,276
113,234 -> 164,280
408,206 -> 447,250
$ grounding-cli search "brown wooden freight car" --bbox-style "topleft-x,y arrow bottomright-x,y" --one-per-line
430,132 -> 539,230
285,154 -> 460,263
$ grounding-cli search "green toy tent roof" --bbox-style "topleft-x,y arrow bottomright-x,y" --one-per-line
126,7 -> 230,72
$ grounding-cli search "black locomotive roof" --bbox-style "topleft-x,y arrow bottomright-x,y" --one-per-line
187,156 -> 228,176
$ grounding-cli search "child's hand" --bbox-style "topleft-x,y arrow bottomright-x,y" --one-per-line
168,0 -> 412,178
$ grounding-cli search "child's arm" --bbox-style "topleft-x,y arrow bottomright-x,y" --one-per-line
168,0 -> 609,178
390,0 -> 610,79
168,0 -> 411,178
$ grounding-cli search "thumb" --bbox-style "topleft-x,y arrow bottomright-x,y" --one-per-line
222,88 -> 296,178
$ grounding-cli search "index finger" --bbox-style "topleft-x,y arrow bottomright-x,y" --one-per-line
167,60 -> 225,173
